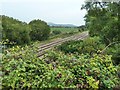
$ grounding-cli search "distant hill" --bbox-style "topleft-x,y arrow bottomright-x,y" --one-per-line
47,22 -> 78,27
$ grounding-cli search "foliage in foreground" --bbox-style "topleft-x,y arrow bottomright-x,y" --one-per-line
2,44 -> 119,89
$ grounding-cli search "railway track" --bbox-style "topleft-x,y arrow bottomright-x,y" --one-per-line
38,31 -> 89,57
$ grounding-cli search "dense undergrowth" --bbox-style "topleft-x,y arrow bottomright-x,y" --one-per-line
57,36 -> 120,65
57,36 -> 105,55
1,37 -> 120,89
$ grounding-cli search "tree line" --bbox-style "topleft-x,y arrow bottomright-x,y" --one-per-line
82,1 -> 120,65
82,1 -> 120,45
1,15 -> 50,45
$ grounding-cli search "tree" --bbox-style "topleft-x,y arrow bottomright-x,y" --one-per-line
82,1 -> 120,45
81,1 -> 120,64
29,19 -> 50,41
2,15 -> 31,45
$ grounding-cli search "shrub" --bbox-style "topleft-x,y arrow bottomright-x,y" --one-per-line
2,15 -> 31,45
57,36 -> 105,55
52,30 -> 61,35
29,19 -> 50,41
106,43 -> 120,65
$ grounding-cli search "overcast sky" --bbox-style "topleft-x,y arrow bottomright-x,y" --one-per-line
1,0 -> 87,26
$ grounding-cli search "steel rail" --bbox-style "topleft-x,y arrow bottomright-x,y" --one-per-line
38,31 -> 89,57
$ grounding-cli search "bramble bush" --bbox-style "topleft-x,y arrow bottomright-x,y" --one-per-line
2,44 -> 119,89
2,44 -> 47,89
44,50 -> 119,89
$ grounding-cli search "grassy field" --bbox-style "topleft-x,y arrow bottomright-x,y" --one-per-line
49,27 -> 80,39
50,27 -> 79,33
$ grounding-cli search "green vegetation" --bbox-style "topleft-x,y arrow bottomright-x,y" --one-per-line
2,44 -> 119,89
81,1 -> 120,65
1,1 -> 120,89
1,15 -> 80,46
57,37 -> 105,55
52,30 -> 62,35
29,19 -> 50,41
50,27 -> 80,39
50,26 -> 86,37
1,15 -> 50,45
82,2 -> 120,45
2,15 -> 31,45
49,27 -> 80,40
51,27 -> 78,33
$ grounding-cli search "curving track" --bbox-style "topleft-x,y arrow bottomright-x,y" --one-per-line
38,31 -> 89,57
